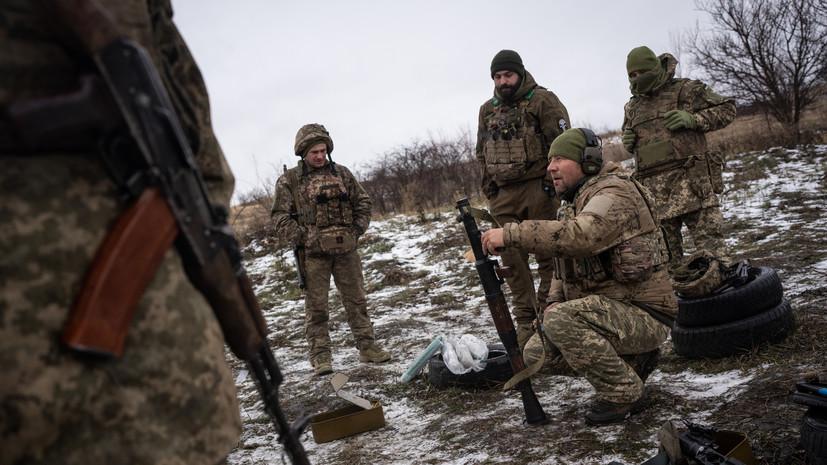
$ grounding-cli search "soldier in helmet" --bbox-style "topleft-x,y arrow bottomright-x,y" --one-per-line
476,49 -> 571,348
481,128 -> 677,425
621,46 -> 736,268
1,1 -> 240,463
271,124 -> 390,376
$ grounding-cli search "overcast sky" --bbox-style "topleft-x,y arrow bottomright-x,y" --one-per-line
171,1 -> 709,202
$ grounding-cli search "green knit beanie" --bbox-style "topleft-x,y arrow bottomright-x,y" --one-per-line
626,46 -> 659,75
548,128 -> 586,162
490,49 -> 525,78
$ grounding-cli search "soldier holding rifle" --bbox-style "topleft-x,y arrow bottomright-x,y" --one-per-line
0,0 -> 242,462
271,124 -> 390,376
481,128 -> 678,425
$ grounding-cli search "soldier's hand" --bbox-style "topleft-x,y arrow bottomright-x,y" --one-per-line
663,109 -> 697,131
621,129 -> 637,152
481,228 -> 505,256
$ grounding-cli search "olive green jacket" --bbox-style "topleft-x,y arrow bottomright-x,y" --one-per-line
475,70 -> 570,197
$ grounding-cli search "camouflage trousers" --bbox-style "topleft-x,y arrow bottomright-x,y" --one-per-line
637,158 -> 730,268
523,294 -> 670,403
662,205 -> 730,268
0,154 -> 240,465
489,177 -> 558,347
304,249 -> 376,363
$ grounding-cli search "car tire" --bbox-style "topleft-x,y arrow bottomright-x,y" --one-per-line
671,297 -> 795,359
801,407 -> 827,465
676,266 -> 783,327
428,343 -> 513,389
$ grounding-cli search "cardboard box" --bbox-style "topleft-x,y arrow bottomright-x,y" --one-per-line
714,430 -> 756,465
310,373 -> 385,443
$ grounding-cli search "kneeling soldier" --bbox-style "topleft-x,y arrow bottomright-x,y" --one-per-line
481,128 -> 677,425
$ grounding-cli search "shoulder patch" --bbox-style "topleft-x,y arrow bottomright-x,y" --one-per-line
701,83 -> 711,91
581,194 -> 615,218
558,118 -> 568,132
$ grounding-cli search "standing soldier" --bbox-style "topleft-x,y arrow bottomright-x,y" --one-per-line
621,46 -> 736,268
481,128 -> 677,425
272,123 -> 390,376
1,0 -> 240,463
476,49 -> 571,347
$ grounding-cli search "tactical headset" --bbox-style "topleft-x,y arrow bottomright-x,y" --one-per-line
578,128 -> 604,175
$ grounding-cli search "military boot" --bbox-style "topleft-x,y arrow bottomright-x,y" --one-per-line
312,354 -> 333,376
358,344 -> 391,363
622,348 -> 661,382
585,391 -> 650,426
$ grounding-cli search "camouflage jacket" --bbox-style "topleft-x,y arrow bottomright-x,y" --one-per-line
622,54 -> 735,177
503,162 -> 678,316
475,70 -> 570,197
271,161 -> 371,255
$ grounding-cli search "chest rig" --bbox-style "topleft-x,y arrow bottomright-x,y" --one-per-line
289,166 -> 356,254
302,170 -> 353,229
627,79 -> 706,175
482,90 -> 546,183
552,174 -> 669,283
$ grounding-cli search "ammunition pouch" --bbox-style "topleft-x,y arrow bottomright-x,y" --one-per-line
554,229 -> 668,284
482,98 -> 546,183
636,139 -> 676,171
706,150 -> 725,194
609,229 -> 668,283
305,174 -> 354,229
553,255 -> 610,283
483,136 -> 527,182
318,226 -> 356,255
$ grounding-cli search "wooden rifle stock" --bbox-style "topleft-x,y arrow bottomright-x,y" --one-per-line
62,187 -> 266,361
62,187 -> 176,357
455,197 -> 548,426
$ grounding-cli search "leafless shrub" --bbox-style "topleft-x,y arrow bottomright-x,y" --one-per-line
359,129 -> 482,216
231,179 -> 276,248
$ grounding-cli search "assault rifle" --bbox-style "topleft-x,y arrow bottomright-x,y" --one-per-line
22,1 -> 311,463
455,198 -> 548,426
608,420 -> 750,465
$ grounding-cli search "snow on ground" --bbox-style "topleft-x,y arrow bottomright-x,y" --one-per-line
228,145 -> 827,464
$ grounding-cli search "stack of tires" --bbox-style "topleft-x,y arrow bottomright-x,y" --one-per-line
427,343 -> 514,389
793,379 -> 827,464
671,266 -> 795,359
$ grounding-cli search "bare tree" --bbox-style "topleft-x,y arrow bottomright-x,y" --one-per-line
686,0 -> 827,131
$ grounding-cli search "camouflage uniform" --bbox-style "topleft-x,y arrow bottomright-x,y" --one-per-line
0,1 -> 240,464
476,52 -> 570,346
622,53 -> 736,267
506,162 -> 677,404
271,125 -> 378,367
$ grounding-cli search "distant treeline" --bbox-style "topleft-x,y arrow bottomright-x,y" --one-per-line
356,130 -> 482,217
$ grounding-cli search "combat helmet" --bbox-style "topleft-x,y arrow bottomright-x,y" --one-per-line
294,123 -> 334,157
671,250 -> 725,297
